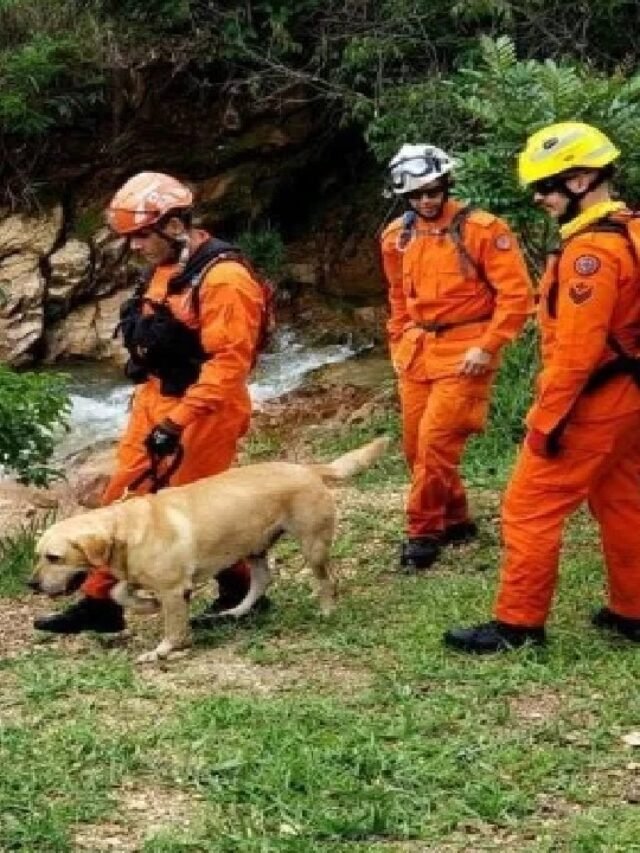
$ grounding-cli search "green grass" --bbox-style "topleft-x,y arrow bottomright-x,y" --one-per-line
0,513 -> 53,597
2,404 -> 640,851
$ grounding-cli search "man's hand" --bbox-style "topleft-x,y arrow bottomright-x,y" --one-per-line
459,346 -> 492,376
144,419 -> 183,458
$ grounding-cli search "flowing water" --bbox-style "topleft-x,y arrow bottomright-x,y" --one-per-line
56,327 -> 357,458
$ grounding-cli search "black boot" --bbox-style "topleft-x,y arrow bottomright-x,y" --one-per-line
190,591 -> 272,630
34,597 -> 125,634
443,520 -> 478,546
592,607 -> 640,643
443,620 -> 546,654
400,536 -> 441,572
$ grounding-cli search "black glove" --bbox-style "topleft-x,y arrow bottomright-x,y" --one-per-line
144,420 -> 182,458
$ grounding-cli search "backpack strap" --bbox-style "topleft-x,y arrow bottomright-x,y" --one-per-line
545,214 -> 640,451
184,245 -> 275,363
448,206 -> 494,291
166,237 -> 253,318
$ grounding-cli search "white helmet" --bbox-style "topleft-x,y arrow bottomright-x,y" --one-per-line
388,143 -> 457,195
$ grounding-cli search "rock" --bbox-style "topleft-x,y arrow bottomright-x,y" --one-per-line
282,262 -> 318,287
0,479 -> 75,540
0,254 -> 45,365
0,441 -> 116,537
63,443 -> 116,507
92,229 -> 135,299
0,205 -> 63,258
45,291 -> 128,363
353,305 -> 387,343
48,239 -> 93,303
0,205 -> 64,365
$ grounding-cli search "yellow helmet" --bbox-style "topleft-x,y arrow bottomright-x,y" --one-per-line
518,121 -> 620,186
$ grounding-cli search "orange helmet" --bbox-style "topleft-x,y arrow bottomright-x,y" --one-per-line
106,172 -> 193,235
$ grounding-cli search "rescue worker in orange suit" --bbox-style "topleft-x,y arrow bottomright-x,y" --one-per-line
34,172 -> 267,634
381,144 -> 532,571
445,122 -> 640,653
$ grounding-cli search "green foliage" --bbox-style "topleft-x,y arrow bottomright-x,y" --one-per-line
0,515 -> 52,597
0,1 -> 106,138
4,429 -> 640,848
464,324 -> 538,485
367,35 -> 640,268
0,33 -> 96,135
0,366 -> 70,485
236,225 -> 285,279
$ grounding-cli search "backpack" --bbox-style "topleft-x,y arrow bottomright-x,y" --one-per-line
168,237 -> 277,362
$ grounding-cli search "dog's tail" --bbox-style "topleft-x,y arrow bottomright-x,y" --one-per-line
311,436 -> 390,483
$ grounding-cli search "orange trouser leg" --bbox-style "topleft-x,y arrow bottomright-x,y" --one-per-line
400,374 -> 491,537
494,411 -> 640,627
588,430 -> 640,619
82,390 -> 250,599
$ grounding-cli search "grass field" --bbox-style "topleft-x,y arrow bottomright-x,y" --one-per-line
2,407 -> 640,852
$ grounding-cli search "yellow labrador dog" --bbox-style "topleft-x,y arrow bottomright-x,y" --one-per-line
30,437 -> 388,663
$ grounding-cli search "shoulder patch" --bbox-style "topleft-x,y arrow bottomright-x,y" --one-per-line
569,281 -> 594,305
465,209 -> 497,228
494,233 -> 512,251
573,254 -> 600,276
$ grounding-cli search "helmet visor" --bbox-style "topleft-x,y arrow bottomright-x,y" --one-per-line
390,154 -> 446,190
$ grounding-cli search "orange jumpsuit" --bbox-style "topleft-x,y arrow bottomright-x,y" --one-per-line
495,205 -> 640,626
82,230 -> 264,598
380,200 -> 532,537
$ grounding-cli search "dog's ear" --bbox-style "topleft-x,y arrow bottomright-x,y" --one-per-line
74,533 -> 113,568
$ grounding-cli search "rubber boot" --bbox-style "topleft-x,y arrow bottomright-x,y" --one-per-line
442,520 -> 478,546
592,607 -> 640,642
443,620 -> 546,654
34,597 -> 125,634
399,536 -> 441,572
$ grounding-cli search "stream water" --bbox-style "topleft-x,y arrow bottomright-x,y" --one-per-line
56,326 -> 357,458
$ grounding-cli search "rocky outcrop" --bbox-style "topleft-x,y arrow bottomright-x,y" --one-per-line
45,291 -> 128,364
47,239 -> 92,304
0,95 -> 386,367
0,203 -> 136,366
0,207 -> 63,365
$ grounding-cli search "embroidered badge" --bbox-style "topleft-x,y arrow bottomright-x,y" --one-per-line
494,234 -> 511,250
573,254 -> 600,276
569,282 -> 593,305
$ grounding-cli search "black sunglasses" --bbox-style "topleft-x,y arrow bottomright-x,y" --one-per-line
406,183 -> 446,200
530,176 -> 566,196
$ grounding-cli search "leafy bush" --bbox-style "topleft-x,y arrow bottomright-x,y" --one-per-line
0,1 -> 105,138
367,36 -> 640,269
0,366 -> 70,485
0,514 -> 49,596
464,324 -> 538,484
237,225 -> 285,279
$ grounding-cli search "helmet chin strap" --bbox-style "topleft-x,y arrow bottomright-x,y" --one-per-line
557,170 -> 608,225
153,228 -> 191,268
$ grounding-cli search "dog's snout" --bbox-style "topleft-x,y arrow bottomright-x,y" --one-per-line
27,577 -> 41,592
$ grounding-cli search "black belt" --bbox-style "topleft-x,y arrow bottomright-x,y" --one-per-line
413,313 -> 492,335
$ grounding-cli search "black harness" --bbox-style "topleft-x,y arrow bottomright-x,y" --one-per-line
115,239 -> 246,397
399,205 -> 495,334
543,215 -> 640,454
546,216 -> 640,393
